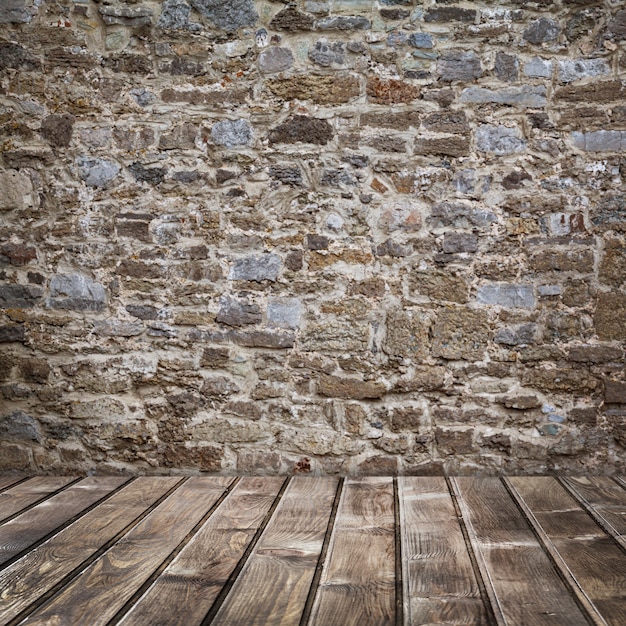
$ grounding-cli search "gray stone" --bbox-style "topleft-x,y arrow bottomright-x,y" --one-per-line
0,42 -> 39,71
408,32 -> 434,49
460,85 -> 546,107
443,232 -> 478,254
523,18 -> 560,44
126,305 -> 159,320
309,40 -> 345,67
0,411 -> 41,442
211,119 -> 253,147
523,57 -> 553,78
428,202 -> 497,230
494,323 -> 537,346
267,299 -> 302,329
558,58 -> 610,84
129,162 -> 166,186
0,0 -> 32,24
189,0 -> 257,31
316,16 -> 370,30
0,325 -> 25,343
437,50 -> 482,82
48,274 -> 106,311
477,284 -> 535,309
571,131 -> 626,152
269,165 -> 303,186
229,254 -> 282,282
77,157 -> 120,188
0,284 -> 42,309
270,7 -> 315,31
93,320 -> 144,337
216,297 -> 262,327
495,52 -> 519,82
158,0 -> 202,31
99,5 -> 153,27
538,285 -> 562,296
258,47 -> 294,74
476,125 -> 526,155
0,169 -> 36,212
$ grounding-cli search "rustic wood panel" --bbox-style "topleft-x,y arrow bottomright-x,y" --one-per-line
399,477 -> 488,626
561,476 -> 626,550
509,476 -> 626,626
0,476 -> 128,567
119,476 -> 285,626
0,477 -> 181,625
19,478 -> 233,626
212,477 -> 338,626
0,477 -> 24,492
0,477 -> 77,522
308,477 -> 396,626
453,477 -> 591,626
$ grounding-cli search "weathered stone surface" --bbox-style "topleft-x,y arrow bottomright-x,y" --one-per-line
414,136 -> 470,158
428,202 -> 496,230
309,40 -> 344,66
0,170 -> 36,212
495,323 -> 536,346
523,18 -> 560,44
571,131 -> 626,152
189,0 -> 257,30
569,345 -> 623,363
40,114 -> 75,147
432,308 -> 490,360
530,249 -> 594,272
523,366 -> 601,394
595,293 -> 626,341
129,162 -> 166,186
599,238 -> 626,287
476,124 -> 526,155
558,58 -> 610,84
267,299 -> 302,329
607,10 -> 626,41
0,411 -> 42,441
425,7 -> 476,23
229,254 -> 281,282
408,32 -> 434,49
524,56 -> 553,78
435,427 -> 475,455
318,375 -> 386,399
301,320 -> 369,352
476,284 -> 535,309
77,157 -> 120,188
0,42 -> 39,70
231,330 -> 295,349
0,0 -> 33,23
266,74 -> 360,104
366,77 -> 420,104
270,7 -> 314,31
269,116 -> 334,145
437,50 -> 482,82
443,232 -> 478,254
460,86 -> 546,107
48,274 -> 106,311
0,284 -> 42,309
316,16 -> 370,30
384,308 -> 431,359
495,52 -> 519,82
605,380 -> 626,404
216,297 -> 262,327
269,165 -> 303,186
258,47 -> 294,74
0,242 -> 37,266
0,325 -> 25,343
211,119 -> 253,147
158,0 -> 202,31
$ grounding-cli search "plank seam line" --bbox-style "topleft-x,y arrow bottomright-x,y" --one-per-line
0,477 -> 135,574
0,476 -> 31,495
200,476 -> 291,626
393,477 -> 404,626
106,477 -> 241,626
446,477 -> 505,626
0,476 -> 84,526
501,478 -> 608,626
612,476 -> 626,492
558,477 -> 626,555
299,477 -> 344,626
5,477 -> 189,626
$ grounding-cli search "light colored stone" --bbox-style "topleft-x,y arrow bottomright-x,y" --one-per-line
476,124 -> 526,155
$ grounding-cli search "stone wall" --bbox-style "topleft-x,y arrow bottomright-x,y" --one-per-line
1,0 -> 625,476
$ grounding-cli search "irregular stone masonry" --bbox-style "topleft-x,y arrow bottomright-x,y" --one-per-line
0,0 -> 625,476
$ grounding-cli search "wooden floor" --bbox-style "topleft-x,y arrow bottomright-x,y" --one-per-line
0,476 -> 625,625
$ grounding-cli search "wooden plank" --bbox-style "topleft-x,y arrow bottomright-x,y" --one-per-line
452,477 -> 590,626
0,476 -> 25,492
0,477 -> 77,522
399,477 -> 488,626
19,477 -> 232,626
0,477 -> 181,625
307,477 -> 396,626
118,477 -> 285,626
561,476 -> 626,550
0,476 -> 128,567
212,477 -> 338,626
508,476 -> 626,626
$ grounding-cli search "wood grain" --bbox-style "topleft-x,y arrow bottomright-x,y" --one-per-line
308,477 -> 396,626
119,477 -> 284,626
0,476 -> 24,492
0,477 -> 76,522
561,476 -> 626,550
399,477 -> 488,625
0,476 -> 128,567
20,477 -> 232,626
212,477 -> 338,626
0,477 -> 180,625
453,477 -> 590,626
509,476 -> 626,626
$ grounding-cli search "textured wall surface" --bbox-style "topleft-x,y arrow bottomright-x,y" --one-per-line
1,0 -> 625,476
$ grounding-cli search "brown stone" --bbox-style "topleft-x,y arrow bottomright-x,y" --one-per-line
384,308 -> 431,359
501,395 -> 541,410
530,249 -> 594,273
522,366 -> 601,393
40,114 -> 75,147
357,455 -> 398,476
435,427 -> 475,455
237,449 -> 281,473
161,88 -> 249,106
269,116 -> 334,145
605,380 -> 626,404
410,272 -> 469,304
0,443 -> 31,470
568,345 -> 623,363
599,237 -> 626,287
390,406 -> 424,432
555,81 -> 626,104
348,278 -> 385,298
0,242 -> 37,266
160,444 -> 223,471
231,330 -> 295,349
318,375 -> 386,399
595,293 -> 626,341
422,111 -> 469,134
266,74 -> 360,105
395,366 -> 447,392
269,7 -> 314,31
366,77 -> 420,105
414,136 -> 470,158
19,358 -> 50,383
360,111 -> 421,130
432,307 -> 490,360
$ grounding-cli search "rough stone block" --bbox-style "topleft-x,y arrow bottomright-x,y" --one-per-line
189,0 -> 257,30
0,0 -> 33,23
216,297 -> 262,327
424,7 -> 476,22
0,284 -> 42,309
0,411 -> 42,441
211,119 -> 253,147
258,47 -> 294,74
49,274 -> 106,311
77,157 -> 120,188
460,86 -> 546,107
605,380 -> 626,404
366,77 -> 420,104
476,284 -> 535,309
384,308 -> 431,359
523,18 -> 560,44
523,56 -> 553,78
318,375 -> 386,399
476,124 -> 526,155
408,32 -> 434,49
431,307 -> 490,360
269,116 -> 334,145
301,320 -> 369,352
309,39 -> 344,66
267,299 -> 302,329
571,130 -> 626,152
558,58 -> 610,83
0,170 -> 36,212
270,7 -> 314,31
158,0 -> 202,31
443,232 -> 478,254
266,74 -> 360,104
595,293 -> 626,341
316,16 -> 370,30
41,114 -> 75,147
599,238 -> 626,287
437,50 -> 482,82
229,254 -> 281,282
